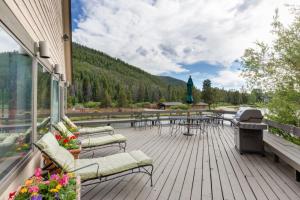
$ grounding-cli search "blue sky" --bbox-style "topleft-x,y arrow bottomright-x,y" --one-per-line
71,0 -> 297,90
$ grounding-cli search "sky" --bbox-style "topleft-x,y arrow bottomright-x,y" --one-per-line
71,0 -> 299,90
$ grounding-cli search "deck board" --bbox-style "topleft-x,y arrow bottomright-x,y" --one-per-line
82,124 -> 300,200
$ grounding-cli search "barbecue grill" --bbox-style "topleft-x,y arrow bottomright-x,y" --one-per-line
233,107 -> 267,155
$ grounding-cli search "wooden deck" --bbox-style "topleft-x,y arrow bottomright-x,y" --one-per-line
81,124 -> 300,200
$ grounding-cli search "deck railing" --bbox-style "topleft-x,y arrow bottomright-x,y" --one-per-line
263,119 -> 300,137
66,109 -> 236,126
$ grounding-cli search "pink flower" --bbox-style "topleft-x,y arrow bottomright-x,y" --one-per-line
50,174 -> 60,181
34,168 -> 42,177
28,186 -> 39,193
44,180 -> 50,185
59,174 -> 69,186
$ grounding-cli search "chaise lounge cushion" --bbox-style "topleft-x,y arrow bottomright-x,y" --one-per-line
81,134 -> 126,148
78,126 -> 114,134
54,122 -> 74,137
129,150 -> 153,166
36,133 -> 75,171
63,115 -> 114,134
62,116 -> 78,129
74,150 -> 153,180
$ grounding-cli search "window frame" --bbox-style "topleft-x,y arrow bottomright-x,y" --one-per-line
0,22 -> 36,194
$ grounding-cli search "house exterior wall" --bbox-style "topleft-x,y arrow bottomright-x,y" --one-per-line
0,0 -> 71,198
3,0 -> 71,81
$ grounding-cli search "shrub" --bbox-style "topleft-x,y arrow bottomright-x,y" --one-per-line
83,101 -> 101,108
170,104 -> 189,110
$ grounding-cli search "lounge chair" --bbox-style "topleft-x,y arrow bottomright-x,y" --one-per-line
35,133 -> 153,186
0,134 -> 19,156
62,116 -> 114,135
53,122 -> 127,152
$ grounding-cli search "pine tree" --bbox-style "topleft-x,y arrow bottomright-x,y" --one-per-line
202,79 -> 214,109
102,89 -> 112,107
117,86 -> 128,107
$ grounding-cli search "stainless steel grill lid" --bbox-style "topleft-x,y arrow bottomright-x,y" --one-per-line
235,107 -> 263,123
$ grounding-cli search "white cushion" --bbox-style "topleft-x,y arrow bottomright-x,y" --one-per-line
129,150 -> 153,166
63,116 -> 78,129
36,133 -> 75,171
79,126 -> 114,134
37,117 -> 50,129
55,122 -> 73,137
75,152 -> 138,180
81,134 -> 126,148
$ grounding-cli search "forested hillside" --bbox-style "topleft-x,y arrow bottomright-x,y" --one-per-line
68,43 -> 201,107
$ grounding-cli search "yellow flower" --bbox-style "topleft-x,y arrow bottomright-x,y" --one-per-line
67,173 -> 74,178
31,192 -> 38,196
20,187 -> 28,193
50,189 -> 59,193
56,184 -> 62,190
16,147 -> 21,151
25,179 -> 33,186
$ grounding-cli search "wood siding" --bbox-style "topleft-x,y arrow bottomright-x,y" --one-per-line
3,0 -> 69,78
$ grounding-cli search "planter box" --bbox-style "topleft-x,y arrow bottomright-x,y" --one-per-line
69,146 -> 81,159
73,132 -> 80,137
11,176 -> 81,200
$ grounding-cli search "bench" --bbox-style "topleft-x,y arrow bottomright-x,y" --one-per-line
263,131 -> 300,181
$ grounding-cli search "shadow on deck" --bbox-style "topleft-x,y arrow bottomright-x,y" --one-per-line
81,125 -> 300,200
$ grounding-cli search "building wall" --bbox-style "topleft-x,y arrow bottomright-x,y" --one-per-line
4,0 -> 66,76
0,0 -> 71,198
0,152 -> 42,200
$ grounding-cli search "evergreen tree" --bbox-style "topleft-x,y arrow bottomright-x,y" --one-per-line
102,90 -> 112,107
117,86 -> 128,107
137,84 -> 145,102
202,79 -> 214,109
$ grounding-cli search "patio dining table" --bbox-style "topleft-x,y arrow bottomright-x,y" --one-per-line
170,115 -> 210,136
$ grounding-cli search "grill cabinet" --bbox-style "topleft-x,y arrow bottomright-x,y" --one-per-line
233,108 -> 267,155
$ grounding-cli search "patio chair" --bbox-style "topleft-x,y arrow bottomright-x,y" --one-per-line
53,122 -> 127,152
62,116 -> 114,135
35,133 -> 153,186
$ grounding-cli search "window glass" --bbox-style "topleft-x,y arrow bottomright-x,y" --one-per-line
37,65 -> 51,137
0,26 -> 32,180
51,79 -> 60,124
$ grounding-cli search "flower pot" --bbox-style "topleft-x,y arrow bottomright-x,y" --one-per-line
73,132 -> 80,137
68,146 -> 81,159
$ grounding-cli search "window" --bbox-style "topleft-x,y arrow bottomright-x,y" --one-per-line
51,79 -> 60,124
37,65 -> 51,137
0,26 -> 32,180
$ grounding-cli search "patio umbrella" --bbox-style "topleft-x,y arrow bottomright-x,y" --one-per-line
186,75 -> 194,104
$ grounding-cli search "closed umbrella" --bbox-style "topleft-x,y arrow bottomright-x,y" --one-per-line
186,75 -> 194,104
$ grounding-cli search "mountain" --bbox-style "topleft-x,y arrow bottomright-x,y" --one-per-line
69,43 -> 201,106
158,76 -> 187,87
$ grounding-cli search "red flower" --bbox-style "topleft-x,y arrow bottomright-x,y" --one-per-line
9,191 -> 16,200
63,139 -> 69,144
55,135 -> 62,140
70,136 -> 76,140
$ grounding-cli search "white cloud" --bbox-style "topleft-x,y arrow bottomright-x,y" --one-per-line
73,0 -> 299,77
212,70 -> 245,90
